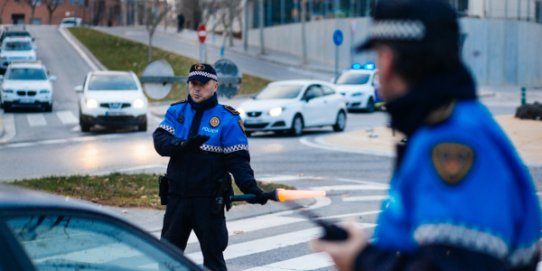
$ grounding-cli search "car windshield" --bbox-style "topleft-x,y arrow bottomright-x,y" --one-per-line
7,68 -> 47,80
5,32 -> 31,38
88,74 -> 139,91
335,72 -> 371,85
3,41 -> 32,51
255,84 -> 303,99
62,19 -> 76,24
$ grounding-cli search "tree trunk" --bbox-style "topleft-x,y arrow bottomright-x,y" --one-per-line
148,33 -> 153,63
48,11 -> 53,24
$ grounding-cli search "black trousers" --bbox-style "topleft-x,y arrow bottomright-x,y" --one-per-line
161,196 -> 228,271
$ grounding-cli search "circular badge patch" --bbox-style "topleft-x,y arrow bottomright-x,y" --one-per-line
195,64 -> 205,71
210,117 -> 220,128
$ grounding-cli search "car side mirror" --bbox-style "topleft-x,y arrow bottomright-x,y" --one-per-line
74,85 -> 83,92
49,75 -> 57,81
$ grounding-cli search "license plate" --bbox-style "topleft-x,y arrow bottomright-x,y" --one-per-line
106,111 -> 125,116
19,98 -> 34,104
245,118 -> 262,124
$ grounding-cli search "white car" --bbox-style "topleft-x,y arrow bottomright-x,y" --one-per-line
0,37 -> 37,71
59,17 -> 82,28
76,71 -> 148,132
333,67 -> 379,112
238,80 -> 347,136
0,61 -> 55,112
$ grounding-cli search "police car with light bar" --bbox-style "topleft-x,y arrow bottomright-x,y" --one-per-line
333,63 -> 382,112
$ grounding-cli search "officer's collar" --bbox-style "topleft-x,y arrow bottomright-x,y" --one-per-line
386,65 -> 476,136
188,92 -> 218,111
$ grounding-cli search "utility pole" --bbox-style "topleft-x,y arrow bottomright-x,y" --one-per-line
259,0 -> 265,54
243,0 -> 249,51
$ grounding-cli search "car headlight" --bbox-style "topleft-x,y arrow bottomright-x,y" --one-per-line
2,89 -> 13,94
133,99 -> 145,109
268,107 -> 283,117
352,92 -> 363,97
39,89 -> 50,94
85,98 -> 98,109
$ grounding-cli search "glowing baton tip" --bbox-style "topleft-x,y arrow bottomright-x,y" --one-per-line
275,188 -> 326,202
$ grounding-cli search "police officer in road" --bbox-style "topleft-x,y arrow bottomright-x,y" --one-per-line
311,0 -> 541,270
153,63 -> 268,271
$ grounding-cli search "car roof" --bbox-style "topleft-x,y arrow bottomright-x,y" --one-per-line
8,61 -> 44,69
269,79 -> 334,86
90,70 -> 134,76
0,184 -> 110,215
2,36 -> 32,42
340,69 -> 376,74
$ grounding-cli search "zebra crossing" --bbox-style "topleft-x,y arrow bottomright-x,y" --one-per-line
13,110 -> 80,127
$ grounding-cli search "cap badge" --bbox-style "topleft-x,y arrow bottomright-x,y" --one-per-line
432,143 -> 474,185
195,64 -> 205,71
210,117 -> 220,128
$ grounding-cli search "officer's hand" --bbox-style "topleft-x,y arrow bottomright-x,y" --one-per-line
246,191 -> 268,205
310,221 -> 368,271
181,135 -> 210,151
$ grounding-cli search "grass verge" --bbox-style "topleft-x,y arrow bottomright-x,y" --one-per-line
8,173 -> 292,209
68,27 -> 269,101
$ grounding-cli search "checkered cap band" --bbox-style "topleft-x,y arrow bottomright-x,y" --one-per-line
369,20 -> 425,41
188,71 -> 218,81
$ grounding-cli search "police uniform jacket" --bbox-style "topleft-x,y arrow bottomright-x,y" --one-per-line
355,67 -> 541,270
153,93 -> 261,197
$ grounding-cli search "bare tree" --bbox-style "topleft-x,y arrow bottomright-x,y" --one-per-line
0,0 -> 11,24
43,0 -> 62,24
145,0 -> 171,62
25,0 -> 40,23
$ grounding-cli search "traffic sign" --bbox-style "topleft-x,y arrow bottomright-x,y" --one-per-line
197,24 -> 207,44
214,59 -> 242,98
333,29 -> 343,46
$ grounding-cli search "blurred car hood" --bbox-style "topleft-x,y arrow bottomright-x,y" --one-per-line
84,90 -> 146,102
239,99 -> 296,111
2,80 -> 51,89
334,84 -> 373,94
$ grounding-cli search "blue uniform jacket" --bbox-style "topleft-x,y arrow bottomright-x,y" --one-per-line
153,99 -> 260,197
369,100 -> 541,269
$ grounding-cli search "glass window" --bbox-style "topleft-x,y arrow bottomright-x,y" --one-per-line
88,74 -> 139,91
304,85 -> 324,99
322,85 -> 336,96
335,71 -> 371,85
4,215 -> 193,271
255,84 -> 303,99
2,41 -> 32,51
7,68 -> 47,80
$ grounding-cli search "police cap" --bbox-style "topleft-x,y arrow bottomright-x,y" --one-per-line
187,63 -> 218,84
357,0 -> 459,52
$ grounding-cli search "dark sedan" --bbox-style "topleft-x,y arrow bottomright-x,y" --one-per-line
0,184 -> 203,270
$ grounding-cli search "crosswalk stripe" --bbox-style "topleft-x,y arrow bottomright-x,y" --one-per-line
311,184 -> 389,191
27,114 -> 46,127
187,223 -> 376,263
343,195 -> 389,202
56,111 -> 78,125
243,252 -> 333,271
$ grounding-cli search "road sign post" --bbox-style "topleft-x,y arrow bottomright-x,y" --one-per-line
333,29 -> 343,79
197,24 -> 207,63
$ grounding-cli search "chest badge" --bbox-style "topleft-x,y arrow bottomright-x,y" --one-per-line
210,116 -> 220,128
432,143 -> 474,185
177,115 -> 185,124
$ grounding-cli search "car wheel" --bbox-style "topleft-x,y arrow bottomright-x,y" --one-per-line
138,117 -> 147,132
3,103 -> 11,112
333,110 -> 347,132
289,115 -> 304,136
44,103 -> 53,112
365,98 -> 375,113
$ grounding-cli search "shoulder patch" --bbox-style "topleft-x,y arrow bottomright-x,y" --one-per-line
170,99 -> 187,106
432,143 -> 474,185
223,105 -> 240,115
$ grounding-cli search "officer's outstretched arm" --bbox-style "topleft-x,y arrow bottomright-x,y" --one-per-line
152,128 -> 184,157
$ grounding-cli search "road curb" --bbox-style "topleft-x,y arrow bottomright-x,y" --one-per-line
59,27 -> 106,71
0,111 -> 4,139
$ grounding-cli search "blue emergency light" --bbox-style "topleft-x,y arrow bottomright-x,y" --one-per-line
351,62 -> 376,70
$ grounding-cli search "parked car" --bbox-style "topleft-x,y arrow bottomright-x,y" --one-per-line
76,71 -> 148,132
333,64 -> 379,112
0,184 -> 203,270
238,80 -> 347,136
0,29 -> 33,45
0,37 -> 37,72
59,17 -> 82,28
0,61 -> 55,112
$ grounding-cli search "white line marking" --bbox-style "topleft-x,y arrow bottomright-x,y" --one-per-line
343,195 -> 389,202
243,252 -> 333,271
27,114 -> 47,127
311,184 -> 389,191
59,27 -> 100,71
0,113 -> 16,143
56,111 -> 78,125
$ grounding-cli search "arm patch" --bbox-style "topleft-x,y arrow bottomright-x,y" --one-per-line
223,105 -> 240,115
432,143 -> 474,185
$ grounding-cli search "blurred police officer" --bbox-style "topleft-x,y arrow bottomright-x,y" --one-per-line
153,63 -> 268,271
311,0 -> 541,270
